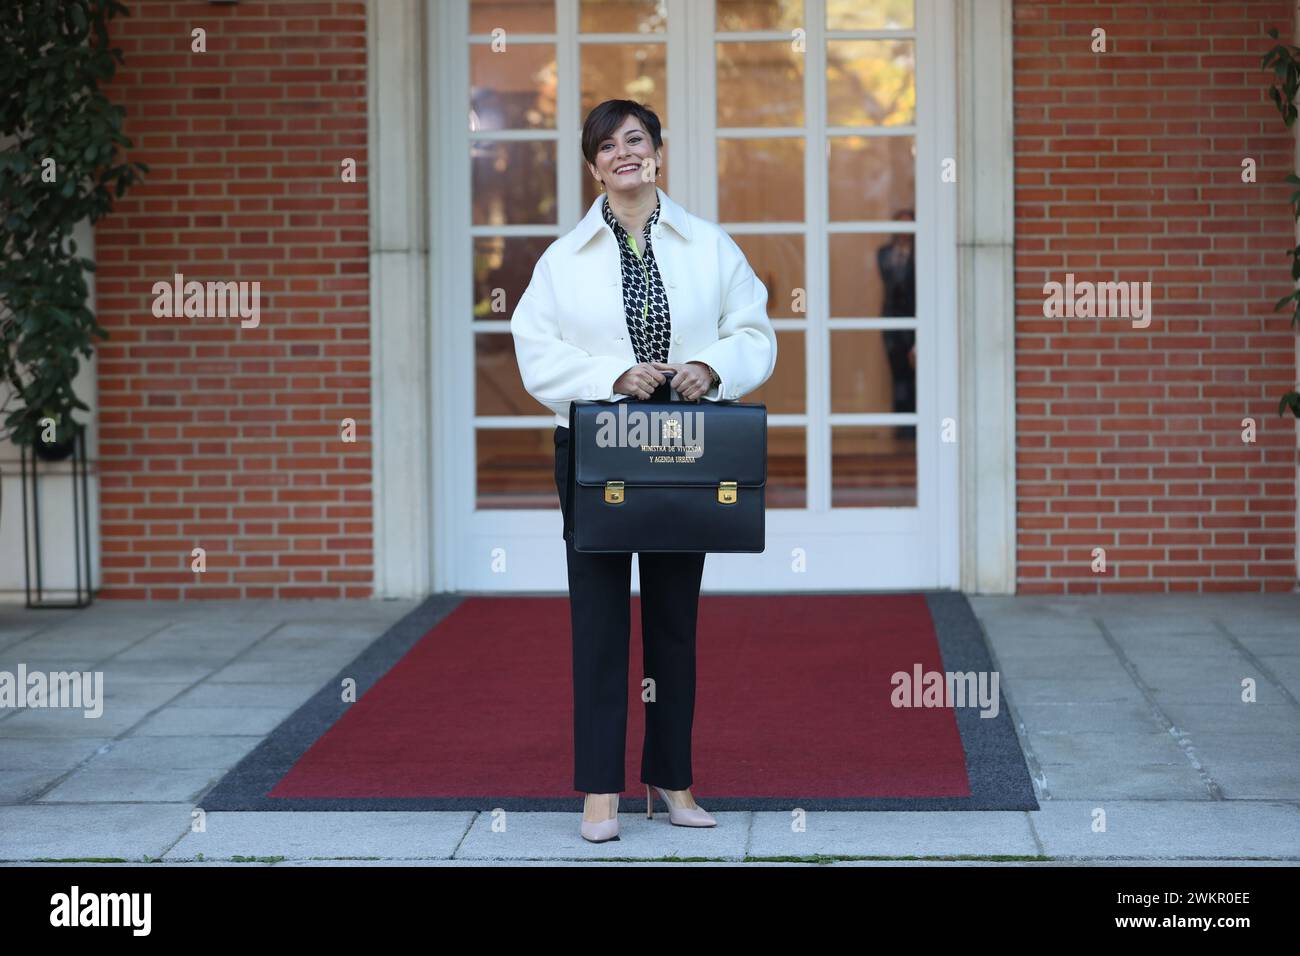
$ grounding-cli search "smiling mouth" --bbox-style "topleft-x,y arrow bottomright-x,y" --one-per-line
614,163 -> 641,174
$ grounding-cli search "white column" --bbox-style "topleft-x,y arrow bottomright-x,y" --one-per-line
956,0 -> 1017,594
367,0 -> 431,597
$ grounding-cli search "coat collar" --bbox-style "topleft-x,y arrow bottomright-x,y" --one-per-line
567,185 -> 692,253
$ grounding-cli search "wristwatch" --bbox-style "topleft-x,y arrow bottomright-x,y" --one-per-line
705,364 -> 720,387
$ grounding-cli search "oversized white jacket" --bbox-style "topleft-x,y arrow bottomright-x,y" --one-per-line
510,185 -> 777,428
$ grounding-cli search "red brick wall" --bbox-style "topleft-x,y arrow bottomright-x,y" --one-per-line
1013,0 -> 1298,592
96,1 -> 370,598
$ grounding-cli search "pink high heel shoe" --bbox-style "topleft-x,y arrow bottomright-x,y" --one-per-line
580,793 -> 620,843
646,784 -> 717,827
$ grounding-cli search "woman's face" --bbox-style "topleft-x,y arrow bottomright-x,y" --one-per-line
587,114 -> 661,198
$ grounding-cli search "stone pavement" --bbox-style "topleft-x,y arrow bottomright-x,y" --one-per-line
1,593 -> 1296,865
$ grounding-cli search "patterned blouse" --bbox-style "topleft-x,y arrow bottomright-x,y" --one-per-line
602,196 -> 671,365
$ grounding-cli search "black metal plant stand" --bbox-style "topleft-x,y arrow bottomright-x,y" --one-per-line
19,426 -> 94,608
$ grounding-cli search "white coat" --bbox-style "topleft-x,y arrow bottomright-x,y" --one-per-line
510,185 -> 777,428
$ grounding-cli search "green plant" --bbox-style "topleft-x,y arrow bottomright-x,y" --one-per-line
1263,26 -> 1300,418
0,0 -> 146,450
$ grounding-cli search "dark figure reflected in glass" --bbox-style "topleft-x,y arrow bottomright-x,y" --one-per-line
877,208 -> 915,440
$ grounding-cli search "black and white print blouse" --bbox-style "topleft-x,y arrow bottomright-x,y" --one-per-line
602,196 -> 671,365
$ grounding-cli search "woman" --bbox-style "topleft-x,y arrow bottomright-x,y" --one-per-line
510,99 -> 776,842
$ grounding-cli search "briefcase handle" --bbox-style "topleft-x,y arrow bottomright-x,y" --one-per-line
638,367 -> 738,404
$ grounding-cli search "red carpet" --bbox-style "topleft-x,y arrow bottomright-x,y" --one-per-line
269,594 -> 972,800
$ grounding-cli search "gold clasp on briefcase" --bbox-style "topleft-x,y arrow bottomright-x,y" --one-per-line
604,480 -> 624,504
718,480 -> 738,504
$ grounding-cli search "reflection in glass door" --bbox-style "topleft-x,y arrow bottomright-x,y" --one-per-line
444,0 -> 956,591
708,0 -> 919,515
468,0 -> 671,512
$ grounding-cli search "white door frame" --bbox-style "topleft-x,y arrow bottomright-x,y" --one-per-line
365,0 -> 1016,596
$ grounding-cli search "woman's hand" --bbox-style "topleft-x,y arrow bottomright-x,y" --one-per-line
613,362 -> 667,400
652,361 -> 713,402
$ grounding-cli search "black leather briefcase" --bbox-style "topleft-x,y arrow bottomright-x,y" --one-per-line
568,381 -> 767,554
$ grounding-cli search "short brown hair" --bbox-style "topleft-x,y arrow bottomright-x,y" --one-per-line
581,99 -> 663,167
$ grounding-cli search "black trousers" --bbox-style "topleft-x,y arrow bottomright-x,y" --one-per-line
553,423 -> 707,794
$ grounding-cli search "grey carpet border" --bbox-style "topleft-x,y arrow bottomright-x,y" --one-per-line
199,590 -> 1039,812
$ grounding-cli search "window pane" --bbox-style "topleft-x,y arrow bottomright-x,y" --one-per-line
473,236 -> 552,322
828,135 -> 914,221
718,137 -> 804,222
768,426 -> 806,508
826,0 -> 914,30
745,330 -> 804,414
471,140 -> 558,225
471,44 -> 557,131
828,231 -> 913,318
732,234 -> 805,317
580,0 -> 667,33
717,42 -> 804,127
580,43 -> 668,126
471,0 -> 556,34
831,426 -> 916,507
716,0 -> 803,32
476,332 -> 538,417
476,428 -> 557,509
826,39 -> 915,127
829,328 -> 914,414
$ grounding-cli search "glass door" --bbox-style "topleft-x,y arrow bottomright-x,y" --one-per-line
441,0 -> 956,591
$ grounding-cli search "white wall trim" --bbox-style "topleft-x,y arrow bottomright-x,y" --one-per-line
367,0 -> 431,597
956,0 -> 1017,593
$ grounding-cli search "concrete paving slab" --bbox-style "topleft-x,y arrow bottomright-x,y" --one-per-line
981,635 -> 1117,659
0,656 -> 101,675
0,706 -> 155,738
165,682 -> 322,708
0,737 -> 115,770
2,634 -> 145,658
1027,731 -> 1188,766
1007,678 -> 1146,704
1035,762 -> 1210,800
127,706 -> 300,737
206,660 -> 354,684
0,805 -> 194,861
454,809 -> 751,861
1149,682 -> 1280,707
0,770 -> 69,804
82,736 -> 259,771
1014,702 -> 1167,734
268,622 -> 398,641
97,661 -> 231,684
165,811 -> 474,861
990,656 -> 1133,680
37,769 -> 225,804
1159,702 -> 1300,735
238,638 -> 380,664
1187,731 -> 1300,761
1029,800 -> 1300,860
748,809 -> 1040,859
